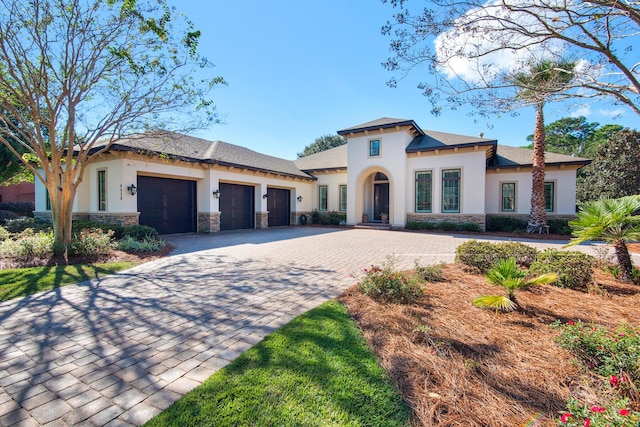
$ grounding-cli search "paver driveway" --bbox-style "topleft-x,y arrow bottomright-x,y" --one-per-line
0,228 -> 602,426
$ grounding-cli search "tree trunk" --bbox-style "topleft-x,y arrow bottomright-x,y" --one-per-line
613,239 -> 635,283
528,102 -> 548,233
48,172 -> 77,258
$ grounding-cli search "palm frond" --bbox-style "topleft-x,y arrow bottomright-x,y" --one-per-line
526,272 -> 558,286
472,295 -> 518,313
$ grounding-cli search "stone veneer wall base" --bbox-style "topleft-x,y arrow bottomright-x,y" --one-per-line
198,212 -> 221,233
406,213 -> 486,232
256,211 -> 268,229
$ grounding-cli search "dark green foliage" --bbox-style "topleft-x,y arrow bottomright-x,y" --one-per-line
297,134 -> 347,158
529,249 -> 594,289
577,129 -> 640,202
405,221 -> 436,230
311,210 -> 346,225
0,210 -> 19,222
70,229 -> 114,256
311,209 -> 321,224
458,222 -> 481,232
438,221 -> 458,231
359,257 -> 424,304
455,240 -> 538,273
122,224 -> 159,241
72,220 -> 125,239
3,217 -> 44,233
0,202 -> 35,217
486,216 -> 528,232
546,218 -> 572,235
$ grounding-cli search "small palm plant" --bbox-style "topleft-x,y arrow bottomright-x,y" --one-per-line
567,195 -> 640,283
473,257 -> 558,313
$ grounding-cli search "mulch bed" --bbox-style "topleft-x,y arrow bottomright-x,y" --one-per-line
338,265 -> 640,427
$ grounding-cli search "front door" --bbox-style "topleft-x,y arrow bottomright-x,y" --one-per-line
373,183 -> 389,222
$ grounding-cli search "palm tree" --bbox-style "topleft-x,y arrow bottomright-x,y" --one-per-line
473,257 -> 558,313
512,60 -> 576,233
567,196 -> 640,283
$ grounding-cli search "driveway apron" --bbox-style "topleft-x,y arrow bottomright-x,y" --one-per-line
0,228 -> 606,426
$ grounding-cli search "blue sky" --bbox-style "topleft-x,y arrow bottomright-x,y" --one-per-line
171,1 -> 638,160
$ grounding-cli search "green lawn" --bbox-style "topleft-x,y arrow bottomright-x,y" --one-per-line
145,300 -> 411,427
0,262 -> 137,301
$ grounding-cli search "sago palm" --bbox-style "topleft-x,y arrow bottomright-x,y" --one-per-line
473,257 -> 558,313
567,195 -> 640,283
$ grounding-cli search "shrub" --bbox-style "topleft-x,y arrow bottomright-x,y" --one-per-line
72,220 -> 125,239
117,236 -> 166,253
311,210 -> 321,225
455,240 -> 538,273
558,397 -> 640,427
486,216 -> 528,232
405,221 -> 436,230
547,218 -> 572,235
0,226 -> 10,241
122,225 -> 159,241
358,256 -> 424,304
70,229 -> 114,256
437,221 -> 459,231
458,222 -> 481,232
554,320 -> 640,391
0,210 -> 19,222
0,231 -> 54,260
0,202 -> 35,217
529,249 -> 594,289
3,217 -> 35,233
414,261 -> 445,282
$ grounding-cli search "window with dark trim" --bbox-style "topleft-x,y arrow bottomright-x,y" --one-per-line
339,185 -> 347,212
318,185 -> 328,211
415,171 -> 432,213
98,169 -> 107,211
442,169 -> 461,213
501,182 -> 516,212
369,139 -> 380,157
544,181 -> 555,212
45,189 -> 51,211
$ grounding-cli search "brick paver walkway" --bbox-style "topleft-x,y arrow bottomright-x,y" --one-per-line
0,228 -> 606,426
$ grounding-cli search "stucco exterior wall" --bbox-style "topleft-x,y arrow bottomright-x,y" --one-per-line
485,167 -> 579,216
313,171 -> 348,213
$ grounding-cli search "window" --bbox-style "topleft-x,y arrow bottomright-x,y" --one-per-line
45,189 -> 51,211
318,185 -> 328,211
501,183 -> 516,212
442,169 -> 461,213
98,170 -> 107,211
339,185 -> 347,212
415,171 -> 432,213
369,139 -> 380,157
544,181 -> 555,212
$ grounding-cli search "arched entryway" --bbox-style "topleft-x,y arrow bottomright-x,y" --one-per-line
356,169 -> 392,223
372,172 -> 389,222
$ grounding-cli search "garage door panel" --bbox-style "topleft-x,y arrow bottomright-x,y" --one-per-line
137,176 -> 196,234
267,188 -> 290,227
220,183 -> 254,230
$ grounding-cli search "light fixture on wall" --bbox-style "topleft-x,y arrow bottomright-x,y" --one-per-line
127,184 -> 138,196
263,193 -> 268,199
212,189 -> 220,199
297,195 -> 303,202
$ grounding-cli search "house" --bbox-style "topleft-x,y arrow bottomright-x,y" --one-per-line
33,117 -> 590,233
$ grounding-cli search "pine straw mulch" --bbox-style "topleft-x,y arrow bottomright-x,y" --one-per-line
338,265 -> 640,427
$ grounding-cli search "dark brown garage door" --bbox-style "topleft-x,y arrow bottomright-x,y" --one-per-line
267,188 -> 290,227
220,183 -> 254,230
137,176 -> 196,235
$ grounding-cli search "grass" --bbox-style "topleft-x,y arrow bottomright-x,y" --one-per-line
144,300 -> 411,427
0,261 -> 137,301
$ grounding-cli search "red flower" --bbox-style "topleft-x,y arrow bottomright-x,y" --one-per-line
610,375 -> 621,387
619,409 -> 630,416
583,419 -> 591,427
567,320 -> 575,325
560,413 -> 573,423
591,406 -> 606,413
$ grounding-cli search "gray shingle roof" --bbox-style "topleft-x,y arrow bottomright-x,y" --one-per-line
293,144 -> 347,172
99,132 -> 314,180
488,145 -> 591,168
406,130 -> 497,153
337,117 -> 423,136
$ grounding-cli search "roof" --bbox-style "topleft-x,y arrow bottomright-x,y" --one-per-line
94,132 -> 314,180
293,144 -> 347,172
405,130 -> 497,154
488,145 -> 591,169
337,117 -> 424,137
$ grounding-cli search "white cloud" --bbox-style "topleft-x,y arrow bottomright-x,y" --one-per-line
569,106 -> 591,118
434,0 -> 570,84
596,108 -> 626,118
